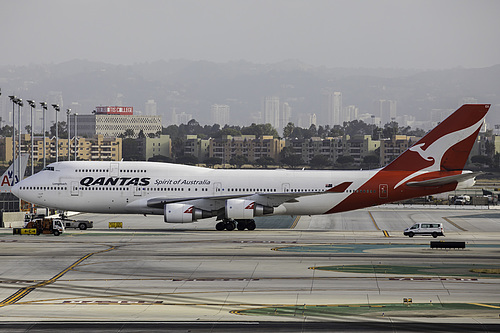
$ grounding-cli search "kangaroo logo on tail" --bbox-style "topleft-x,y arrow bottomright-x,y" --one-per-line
394,115 -> 486,188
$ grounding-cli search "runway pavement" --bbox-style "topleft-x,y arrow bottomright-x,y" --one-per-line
1,206 -> 500,332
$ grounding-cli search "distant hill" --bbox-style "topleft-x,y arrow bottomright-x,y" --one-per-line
1,60 -> 499,127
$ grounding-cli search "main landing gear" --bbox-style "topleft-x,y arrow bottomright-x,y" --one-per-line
215,219 -> 256,231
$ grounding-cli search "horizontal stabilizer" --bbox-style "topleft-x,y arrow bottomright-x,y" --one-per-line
406,172 -> 480,187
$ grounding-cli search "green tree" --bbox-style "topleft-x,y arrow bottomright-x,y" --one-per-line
283,122 -> 295,138
163,124 -> 179,137
241,123 -> 278,138
204,157 -> 222,167
49,121 -> 67,138
148,155 -> 173,163
309,155 -> 330,169
255,156 -> 276,168
121,128 -> 135,138
0,125 -> 13,137
176,154 -> 198,165
218,126 -> 242,137
362,154 -> 380,168
281,154 -> 304,168
471,155 -> 492,166
122,138 -> 142,161
336,155 -> 355,165
382,121 -> 399,139
229,155 -> 249,168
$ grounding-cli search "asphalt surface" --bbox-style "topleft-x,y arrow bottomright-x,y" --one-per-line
1,206 -> 500,332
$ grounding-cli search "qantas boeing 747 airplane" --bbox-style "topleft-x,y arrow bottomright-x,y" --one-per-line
11,104 -> 490,231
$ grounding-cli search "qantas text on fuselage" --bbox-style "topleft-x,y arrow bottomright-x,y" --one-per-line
11,104 -> 490,231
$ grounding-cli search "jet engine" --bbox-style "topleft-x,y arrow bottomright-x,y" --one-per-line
225,199 -> 274,219
164,203 -> 214,223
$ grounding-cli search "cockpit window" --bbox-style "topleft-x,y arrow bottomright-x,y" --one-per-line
42,166 -> 55,171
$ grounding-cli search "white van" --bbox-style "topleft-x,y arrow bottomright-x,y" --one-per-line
403,223 -> 444,238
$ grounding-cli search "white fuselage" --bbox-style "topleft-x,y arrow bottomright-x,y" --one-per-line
13,161 -> 377,216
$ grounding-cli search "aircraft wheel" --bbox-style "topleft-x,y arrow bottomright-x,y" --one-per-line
247,220 -> 256,231
225,221 -> 236,231
236,220 -> 248,230
215,222 -> 225,231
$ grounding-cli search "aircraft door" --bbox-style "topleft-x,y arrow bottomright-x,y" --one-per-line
70,181 -> 79,196
134,186 -> 142,196
379,184 -> 388,199
282,183 -> 290,193
110,163 -> 119,177
213,182 -> 222,195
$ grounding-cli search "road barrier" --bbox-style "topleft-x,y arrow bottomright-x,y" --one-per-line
108,222 -> 123,229
430,241 -> 466,249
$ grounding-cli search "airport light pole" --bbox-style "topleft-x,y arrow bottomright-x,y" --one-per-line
16,98 -> 23,184
51,104 -> 60,162
8,96 -> 17,185
66,109 -> 71,161
40,102 -> 47,168
74,113 -> 78,160
27,100 -> 36,176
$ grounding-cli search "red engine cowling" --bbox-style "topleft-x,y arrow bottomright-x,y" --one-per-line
225,199 -> 273,219
164,203 -> 214,223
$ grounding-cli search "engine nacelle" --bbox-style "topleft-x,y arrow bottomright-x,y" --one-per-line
225,199 -> 274,219
164,203 -> 214,223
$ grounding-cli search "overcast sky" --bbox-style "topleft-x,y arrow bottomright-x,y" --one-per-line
1,0 -> 499,69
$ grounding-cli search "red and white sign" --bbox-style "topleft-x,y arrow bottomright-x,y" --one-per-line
95,106 -> 133,115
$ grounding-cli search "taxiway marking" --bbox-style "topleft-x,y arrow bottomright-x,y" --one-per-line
0,246 -> 116,307
368,211 -> 380,230
443,217 -> 467,231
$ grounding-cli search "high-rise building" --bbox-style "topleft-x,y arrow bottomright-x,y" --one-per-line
145,100 -> 157,116
309,113 -> 317,127
172,108 -> 193,125
264,96 -> 280,129
280,102 -> 292,129
343,105 -> 359,123
211,104 -> 230,126
373,100 -> 397,125
323,91 -> 342,126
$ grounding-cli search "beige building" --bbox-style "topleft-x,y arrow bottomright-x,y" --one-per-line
209,135 -> 285,163
184,135 -> 210,161
0,135 -> 122,163
137,135 -> 171,161
287,135 -> 380,165
380,135 -> 420,165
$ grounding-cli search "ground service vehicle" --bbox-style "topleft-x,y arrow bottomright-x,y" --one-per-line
62,219 -> 93,230
404,223 -> 444,238
20,218 -> 65,236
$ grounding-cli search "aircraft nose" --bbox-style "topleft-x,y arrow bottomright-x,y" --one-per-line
11,182 -> 20,197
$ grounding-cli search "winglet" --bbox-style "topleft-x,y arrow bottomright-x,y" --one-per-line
326,182 -> 353,193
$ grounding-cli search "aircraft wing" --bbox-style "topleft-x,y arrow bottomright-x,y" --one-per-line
406,172 -> 480,187
147,181 -> 353,210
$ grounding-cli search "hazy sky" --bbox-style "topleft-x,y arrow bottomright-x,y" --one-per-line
1,0 -> 499,69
